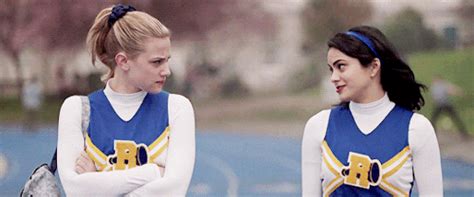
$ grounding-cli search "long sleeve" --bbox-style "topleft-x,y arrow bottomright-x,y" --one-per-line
127,94 -> 196,196
57,96 -> 160,196
409,113 -> 443,196
302,110 -> 330,197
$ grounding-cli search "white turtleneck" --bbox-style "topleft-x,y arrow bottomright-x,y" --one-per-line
57,82 -> 195,196
302,93 -> 443,196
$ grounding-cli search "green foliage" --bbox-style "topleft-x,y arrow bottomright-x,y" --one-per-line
409,47 -> 474,134
0,97 -> 62,124
384,7 -> 442,55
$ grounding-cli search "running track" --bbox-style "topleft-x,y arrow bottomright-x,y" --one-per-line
0,126 -> 473,196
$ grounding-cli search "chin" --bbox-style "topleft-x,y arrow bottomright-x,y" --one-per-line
338,95 -> 351,102
146,88 -> 162,94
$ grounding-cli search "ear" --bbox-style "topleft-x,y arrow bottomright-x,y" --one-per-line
370,58 -> 381,78
115,52 -> 130,71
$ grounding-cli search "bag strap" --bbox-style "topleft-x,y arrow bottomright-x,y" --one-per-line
49,96 -> 90,174
80,96 -> 91,140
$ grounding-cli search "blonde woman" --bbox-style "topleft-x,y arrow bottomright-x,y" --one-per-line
57,4 -> 195,196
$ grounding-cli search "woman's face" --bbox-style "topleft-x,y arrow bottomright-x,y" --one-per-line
327,48 -> 375,103
126,37 -> 171,94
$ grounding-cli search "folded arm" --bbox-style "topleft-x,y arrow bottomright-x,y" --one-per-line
57,96 -> 160,196
127,95 -> 196,196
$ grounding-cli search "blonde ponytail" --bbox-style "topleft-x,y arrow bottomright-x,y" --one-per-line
86,5 -> 170,82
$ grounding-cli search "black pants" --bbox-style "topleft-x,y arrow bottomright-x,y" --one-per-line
431,104 -> 468,136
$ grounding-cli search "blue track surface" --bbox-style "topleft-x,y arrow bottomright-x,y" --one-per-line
0,126 -> 473,196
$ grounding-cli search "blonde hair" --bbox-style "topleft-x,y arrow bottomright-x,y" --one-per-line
86,5 -> 170,81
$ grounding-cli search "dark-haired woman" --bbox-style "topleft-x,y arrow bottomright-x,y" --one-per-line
302,26 -> 442,196
57,4 -> 195,196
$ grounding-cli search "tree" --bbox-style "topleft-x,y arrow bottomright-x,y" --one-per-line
0,0 -> 106,99
296,0 -> 373,91
383,7 -> 440,55
0,0 -> 64,99
39,1 -> 108,50
144,0 -> 274,41
1,0 -> 275,99
301,0 -> 373,48
455,0 -> 474,46
456,0 -> 474,22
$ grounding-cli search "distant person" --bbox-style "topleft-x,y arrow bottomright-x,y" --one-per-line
56,65 -> 69,100
56,4 -> 195,196
431,75 -> 468,136
182,64 -> 199,98
302,26 -> 442,196
22,76 -> 43,131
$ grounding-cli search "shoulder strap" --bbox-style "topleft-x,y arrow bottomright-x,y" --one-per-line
50,96 -> 90,174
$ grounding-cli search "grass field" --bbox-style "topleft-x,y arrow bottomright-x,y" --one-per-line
0,97 -> 62,124
409,47 -> 474,134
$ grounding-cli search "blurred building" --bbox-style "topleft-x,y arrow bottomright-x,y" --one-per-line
2,0 -> 471,97
174,0 -> 308,95
371,0 -> 473,48
0,1 -> 309,97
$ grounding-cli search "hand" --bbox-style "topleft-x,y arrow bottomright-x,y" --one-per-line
75,151 -> 97,174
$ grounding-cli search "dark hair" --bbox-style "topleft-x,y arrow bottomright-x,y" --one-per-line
327,26 -> 426,111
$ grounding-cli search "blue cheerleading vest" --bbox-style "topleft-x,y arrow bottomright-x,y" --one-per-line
321,105 -> 415,196
84,90 -> 170,171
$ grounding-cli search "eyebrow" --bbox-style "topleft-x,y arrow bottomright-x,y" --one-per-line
150,55 -> 171,62
328,59 -> 343,67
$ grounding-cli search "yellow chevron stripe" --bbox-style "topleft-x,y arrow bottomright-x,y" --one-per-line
85,134 -> 108,171
381,180 -> 408,197
85,134 -> 107,161
150,141 -> 169,161
379,182 -> 398,196
322,154 -> 340,177
324,179 -> 344,197
85,150 -> 106,171
382,146 -> 410,169
322,140 -> 343,168
383,153 -> 410,179
149,127 -> 170,150
323,175 -> 342,193
104,166 -> 113,172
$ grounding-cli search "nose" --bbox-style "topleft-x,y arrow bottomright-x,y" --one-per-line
161,63 -> 171,77
330,70 -> 340,83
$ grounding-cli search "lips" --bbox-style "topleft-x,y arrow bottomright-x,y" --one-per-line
335,85 -> 345,93
155,79 -> 166,85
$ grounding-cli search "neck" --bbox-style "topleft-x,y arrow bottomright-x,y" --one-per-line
109,71 -> 140,94
353,81 -> 385,103
350,92 -> 391,113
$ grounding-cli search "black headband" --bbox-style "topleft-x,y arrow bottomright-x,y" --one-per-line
108,4 -> 136,27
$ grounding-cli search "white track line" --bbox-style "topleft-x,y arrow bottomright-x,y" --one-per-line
199,152 -> 239,197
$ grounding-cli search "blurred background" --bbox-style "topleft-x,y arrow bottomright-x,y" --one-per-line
1,0 -> 473,196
